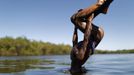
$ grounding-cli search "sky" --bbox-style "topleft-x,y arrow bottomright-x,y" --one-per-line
0,0 -> 134,50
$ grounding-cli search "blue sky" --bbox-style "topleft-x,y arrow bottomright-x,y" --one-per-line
0,0 -> 134,50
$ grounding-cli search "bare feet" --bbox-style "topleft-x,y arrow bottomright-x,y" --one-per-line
97,0 -> 106,5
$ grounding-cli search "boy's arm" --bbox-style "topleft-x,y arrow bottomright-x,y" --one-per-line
72,26 -> 78,47
82,14 -> 94,52
77,14 -> 94,60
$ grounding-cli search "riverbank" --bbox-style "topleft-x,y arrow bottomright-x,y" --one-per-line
0,36 -> 134,56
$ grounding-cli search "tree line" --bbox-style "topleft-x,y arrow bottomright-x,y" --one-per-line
0,36 -> 134,56
0,36 -> 71,56
95,49 -> 134,54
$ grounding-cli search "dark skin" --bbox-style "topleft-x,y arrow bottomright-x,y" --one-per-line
70,0 -> 113,73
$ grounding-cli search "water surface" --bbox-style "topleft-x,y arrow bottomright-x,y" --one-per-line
0,54 -> 134,75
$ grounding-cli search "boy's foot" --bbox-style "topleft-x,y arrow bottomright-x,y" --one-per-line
103,0 -> 114,7
101,0 -> 114,14
97,0 -> 106,5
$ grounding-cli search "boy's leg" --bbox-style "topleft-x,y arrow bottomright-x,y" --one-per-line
71,0 -> 106,32
75,0 -> 106,18
71,0 -> 114,31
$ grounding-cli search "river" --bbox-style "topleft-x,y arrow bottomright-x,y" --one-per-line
0,54 -> 134,75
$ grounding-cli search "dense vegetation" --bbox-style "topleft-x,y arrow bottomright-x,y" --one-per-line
95,49 -> 134,54
0,36 -> 134,56
0,36 -> 71,56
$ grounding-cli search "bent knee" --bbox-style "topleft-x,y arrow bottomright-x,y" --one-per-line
70,14 -> 76,24
70,14 -> 81,24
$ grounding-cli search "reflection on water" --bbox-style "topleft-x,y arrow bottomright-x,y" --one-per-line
0,54 -> 134,75
0,58 -> 55,73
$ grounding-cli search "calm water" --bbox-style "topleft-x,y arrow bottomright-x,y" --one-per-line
0,54 -> 134,75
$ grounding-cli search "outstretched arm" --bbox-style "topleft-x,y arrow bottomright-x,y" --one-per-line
77,14 -> 94,60
82,14 -> 94,52
72,26 -> 78,47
